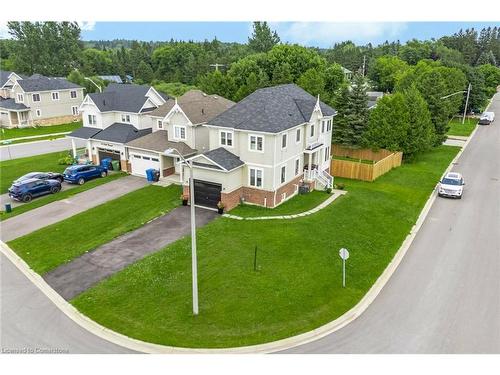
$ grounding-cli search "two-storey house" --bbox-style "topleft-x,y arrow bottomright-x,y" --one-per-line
183,84 -> 336,210
125,90 -> 234,178
0,71 -> 84,128
68,83 -> 168,171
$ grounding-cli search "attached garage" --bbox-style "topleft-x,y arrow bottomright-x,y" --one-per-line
130,152 -> 160,177
98,148 -> 121,162
193,180 -> 222,209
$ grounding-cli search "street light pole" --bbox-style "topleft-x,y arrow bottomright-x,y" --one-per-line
164,148 -> 198,315
84,77 -> 102,93
462,83 -> 472,125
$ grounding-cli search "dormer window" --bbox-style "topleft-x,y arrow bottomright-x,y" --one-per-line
17,93 -> 24,102
121,114 -> 131,123
174,125 -> 186,140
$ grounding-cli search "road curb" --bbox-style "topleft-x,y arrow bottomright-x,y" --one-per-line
0,126 -> 479,353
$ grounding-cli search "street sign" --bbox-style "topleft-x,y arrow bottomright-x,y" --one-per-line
339,248 -> 349,260
339,248 -> 349,287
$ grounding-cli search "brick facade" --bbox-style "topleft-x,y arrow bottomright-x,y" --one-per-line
33,115 -> 81,126
163,167 -> 175,177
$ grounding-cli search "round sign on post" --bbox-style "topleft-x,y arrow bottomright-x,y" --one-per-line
339,248 -> 349,260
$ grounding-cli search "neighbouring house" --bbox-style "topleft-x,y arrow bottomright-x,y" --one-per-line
367,91 -> 384,109
67,83 -> 169,170
124,90 -> 235,178
182,84 -> 336,210
0,71 -> 84,128
98,75 -> 123,84
341,66 -> 353,80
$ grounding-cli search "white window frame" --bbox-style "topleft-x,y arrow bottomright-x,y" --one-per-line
295,158 -> 300,176
157,120 -> 163,129
51,92 -> 60,101
88,114 -> 97,125
281,133 -> 287,149
321,120 -> 326,133
32,93 -> 41,102
220,130 -> 234,147
173,125 -> 186,140
280,165 -> 286,184
310,124 -> 315,138
296,128 -> 301,143
17,93 -> 24,103
35,109 -> 42,117
71,106 -> 79,116
121,114 -> 131,123
249,134 -> 264,153
324,146 -> 331,162
327,119 -> 332,132
249,167 -> 264,188
70,90 -> 77,99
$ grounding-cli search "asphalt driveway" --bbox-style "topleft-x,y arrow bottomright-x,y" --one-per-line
43,206 -> 218,300
0,182 -> 79,209
0,175 -> 148,242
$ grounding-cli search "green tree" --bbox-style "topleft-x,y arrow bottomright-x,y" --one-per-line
81,48 -> 113,75
135,61 -> 154,84
271,62 -> 293,84
248,22 -> 280,53
153,81 -> 198,97
369,55 -> 409,92
398,39 -> 433,65
234,71 -> 269,101
297,68 -> 325,97
67,70 -> 106,93
197,70 -> 236,99
331,83 -> 351,145
476,50 -> 497,66
325,41 -> 363,72
477,64 -> 500,97
323,63 -> 346,102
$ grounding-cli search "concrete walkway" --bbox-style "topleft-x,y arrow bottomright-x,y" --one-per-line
44,206 -> 217,300
0,175 -> 148,242
223,190 -> 347,221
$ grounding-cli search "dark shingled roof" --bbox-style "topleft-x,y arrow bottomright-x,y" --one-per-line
91,123 -> 152,144
0,71 -> 28,88
201,147 -> 244,171
88,83 -> 167,113
16,75 -> 82,92
126,130 -> 196,156
0,98 -> 29,111
67,127 -> 103,140
209,84 -> 336,133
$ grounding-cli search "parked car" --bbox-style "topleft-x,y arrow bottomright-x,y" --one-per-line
478,111 -> 495,125
8,178 -> 62,203
14,171 -> 64,184
63,164 -> 108,185
438,172 -> 465,199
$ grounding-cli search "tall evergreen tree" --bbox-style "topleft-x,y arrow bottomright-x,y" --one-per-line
331,83 -> 351,145
344,74 -> 369,146
248,22 -> 280,53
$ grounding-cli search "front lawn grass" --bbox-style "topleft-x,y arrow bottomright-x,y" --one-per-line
0,150 -> 71,193
0,172 -> 127,221
71,146 -> 460,348
6,134 -> 68,145
0,121 -> 82,141
446,117 -> 477,137
8,184 -> 182,274
230,190 -> 331,218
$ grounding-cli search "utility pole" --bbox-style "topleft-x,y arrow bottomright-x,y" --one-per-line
462,83 -> 472,124
362,55 -> 366,77
209,63 -> 225,71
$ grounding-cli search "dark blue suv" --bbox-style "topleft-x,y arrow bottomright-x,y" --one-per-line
8,178 -> 62,202
64,164 -> 108,185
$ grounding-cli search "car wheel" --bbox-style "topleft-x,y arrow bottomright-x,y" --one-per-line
51,185 -> 61,194
22,194 -> 32,203
78,178 -> 85,185
100,171 -> 107,178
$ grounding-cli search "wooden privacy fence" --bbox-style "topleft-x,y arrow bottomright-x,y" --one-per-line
330,145 -> 403,182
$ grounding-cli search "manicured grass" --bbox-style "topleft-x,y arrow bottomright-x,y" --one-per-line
446,117 -> 477,137
0,151 -> 71,194
71,146 -> 460,348
8,184 -> 182,274
0,121 -> 82,141
230,190 -> 331,218
0,172 -> 127,221
6,134 -> 67,145
332,155 -> 375,164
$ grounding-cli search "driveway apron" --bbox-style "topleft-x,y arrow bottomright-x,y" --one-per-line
43,206 -> 217,300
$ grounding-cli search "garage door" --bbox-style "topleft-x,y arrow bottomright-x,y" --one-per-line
98,148 -> 120,162
130,153 -> 160,177
193,180 -> 222,209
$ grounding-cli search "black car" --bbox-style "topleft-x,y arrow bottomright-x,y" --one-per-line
14,172 -> 64,184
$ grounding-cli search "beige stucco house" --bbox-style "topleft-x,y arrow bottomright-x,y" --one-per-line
0,71 -> 84,128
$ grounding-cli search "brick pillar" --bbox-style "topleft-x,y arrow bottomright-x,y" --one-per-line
91,155 -> 98,165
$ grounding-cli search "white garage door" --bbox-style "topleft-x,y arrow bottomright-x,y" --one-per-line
130,153 -> 160,177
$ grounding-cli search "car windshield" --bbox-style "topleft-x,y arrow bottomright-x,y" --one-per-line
441,178 -> 461,185
64,168 -> 76,175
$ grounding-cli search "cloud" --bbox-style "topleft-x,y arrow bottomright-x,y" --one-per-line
274,22 -> 408,47
0,21 -> 11,39
77,21 -> 96,31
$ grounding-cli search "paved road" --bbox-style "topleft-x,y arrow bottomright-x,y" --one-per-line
285,93 -> 500,354
44,206 -> 217,300
0,137 -> 86,161
0,176 -> 148,242
0,253 -> 135,354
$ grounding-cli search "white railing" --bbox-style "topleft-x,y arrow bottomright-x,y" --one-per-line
303,167 -> 333,189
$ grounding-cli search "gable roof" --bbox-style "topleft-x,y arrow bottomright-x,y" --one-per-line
0,98 -> 29,111
209,84 -> 336,133
67,126 -> 103,140
148,90 -> 235,124
16,74 -> 82,92
91,123 -> 152,144
126,130 -> 196,156
199,147 -> 244,171
0,71 -> 27,88
88,83 -> 168,113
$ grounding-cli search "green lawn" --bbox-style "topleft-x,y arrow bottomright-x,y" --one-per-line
230,190 -> 331,218
6,134 -> 68,145
0,151 -> 72,194
70,146 -> 460,349
446,117 -> 477,137
0,121 -> 82,141
0,172 -> 126,221
8,184 -> 182,274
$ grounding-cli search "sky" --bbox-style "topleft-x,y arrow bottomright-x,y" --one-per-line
74,22 -> 500,47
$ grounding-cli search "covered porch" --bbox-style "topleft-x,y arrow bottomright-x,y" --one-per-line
303,144 -> 333,189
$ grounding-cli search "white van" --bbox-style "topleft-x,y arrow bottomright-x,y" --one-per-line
479,111 -> 495,125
